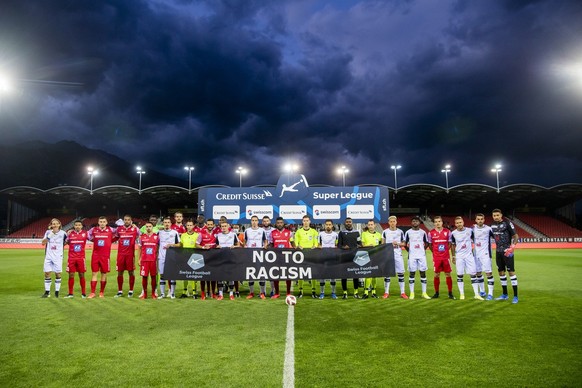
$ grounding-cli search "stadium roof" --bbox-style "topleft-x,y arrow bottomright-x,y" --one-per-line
1,183 -> 581,214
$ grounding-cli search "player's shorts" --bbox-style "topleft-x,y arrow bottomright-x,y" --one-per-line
408,256 -> 428,272
433,258 -> 452,273
91,255 -> 111,273
455,254 -> 477,275
158,257 -> 166,275
394,255 -> 405,274
475,253 -> 492,273
66,259 -> 86,273
140,261 -> 157,277
43,255 -> 63,273
116,254 -> 135,272
495,251 -> 515,272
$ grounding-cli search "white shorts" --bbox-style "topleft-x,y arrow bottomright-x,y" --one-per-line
475,253 -> 492,273
455,254 -> 477,276
394,255 -> 405,274
44,256 -> 63,273
408,256 -> 428,272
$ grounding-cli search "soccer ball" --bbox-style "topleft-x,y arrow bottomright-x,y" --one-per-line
285,295 -> 297,306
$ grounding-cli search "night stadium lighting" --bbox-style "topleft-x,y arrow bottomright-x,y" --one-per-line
390,165 -> 402,192
136,166 -> 146,194
0,74 -> 12,93
236,166 -> 247,187
491,164 -> 502,193
337,166 -> 349,187
87,167 -> 98,195
184,166 -> 195,194
441,164 -> 451,193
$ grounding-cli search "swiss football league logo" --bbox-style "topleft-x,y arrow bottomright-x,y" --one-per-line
353,251 -> 371,267
188,254 -> 205,270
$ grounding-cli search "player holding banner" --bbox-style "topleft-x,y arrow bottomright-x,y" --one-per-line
450,216 -> 483,300
158,217 -> 180,299
317,220 -> 339,299
215,221 -> 242,300
270,217 -> 293,297
291,215 -> 319,298
361,220 -> 382,299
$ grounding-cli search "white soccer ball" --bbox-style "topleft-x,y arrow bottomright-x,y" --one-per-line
285,295 -> 297,306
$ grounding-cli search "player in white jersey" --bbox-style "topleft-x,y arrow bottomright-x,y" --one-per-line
216,221 -> 241,300
381,216 -> 408,299
261,216 -> 277,296
244,215 -> 268,299
473,213 -> 495,300
450,216 -> 483,300
158,217 -> 181,299
404,217 -> 430,299
41,218 -> 68,298
317,220 -> 339,299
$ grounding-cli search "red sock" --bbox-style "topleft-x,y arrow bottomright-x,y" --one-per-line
151,277 -> 157,293
90,280 -> 97,293
142,277 -> 148,292
80,277 -> 86,295
68,278 -> 75,294
286,280 -> 292,295
117,275 -> 123,292
100,280 -> 106,293
274,281 -> 280,294
446,276 -> 453,292
129,275 -> 135,291
201,282 -> 206,293
434,277 -> 440,293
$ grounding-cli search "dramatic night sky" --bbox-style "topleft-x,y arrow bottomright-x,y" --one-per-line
1,0 -> 581,188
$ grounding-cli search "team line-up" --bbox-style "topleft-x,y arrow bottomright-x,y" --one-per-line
40,208 -> 520,304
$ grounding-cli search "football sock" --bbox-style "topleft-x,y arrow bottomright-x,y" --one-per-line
259,282 -> 266,295
44,277 -> 52,292
500,275 -> 508,295
477,275 -> 485,293
150,277 -> 156,293
273,280 -> 280,294
129,275 -> 135,292
510,275 -> 518,297
398,274 -> 405,294
142,277 -> 148,293
68,278 -> 75,294
218,284 -> 223,297
80,277 -> 86,294
470,275 -> 479,296
446,276 -> 453,292
384,277 -> 390,294
55,278 -> 61,292
408,273 -> 415,294
330,280 -> 336,294
286,280 -> 292,294
364,278 -> 371,295
160,281 -> 166,295
90,280 -> 97,294
457,275 -> 464,295
248,281 -> 255,294
341,279 -> 348,292
311,280 -> 317,293
320,281 -> 325,294
434,276 -> 440,293
100,280 -> 106,293
487,275 -> 494,295
170,281 -> 176,295
117,275 -> 123,292
420,276 -> 427,294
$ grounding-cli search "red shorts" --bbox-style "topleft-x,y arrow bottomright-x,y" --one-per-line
91,255 -> 111,273
116,254 -> 135,272
67,259 -> 86,273
140,261 -> 157,277
433,258 -> 452,273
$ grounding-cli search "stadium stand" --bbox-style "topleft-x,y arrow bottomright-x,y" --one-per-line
8,216 -> 75,238
516,213 -> 582,238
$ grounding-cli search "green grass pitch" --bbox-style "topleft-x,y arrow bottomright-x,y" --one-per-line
0,248 -> 581,387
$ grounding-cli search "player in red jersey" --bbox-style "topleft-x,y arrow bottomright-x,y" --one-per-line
138,222 -> 159,299
199,218 -> 219,297
270,217 -> 294,297
427,216 -> 455,299
65,220 -> 88,298
87,216 -> 118,298
115,214 -> 140,298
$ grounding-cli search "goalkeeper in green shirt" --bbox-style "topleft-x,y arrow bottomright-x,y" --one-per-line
291,215 -> 319,298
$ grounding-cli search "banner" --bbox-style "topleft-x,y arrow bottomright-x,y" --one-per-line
198,173 -> 389,222
164,245 -> 395,281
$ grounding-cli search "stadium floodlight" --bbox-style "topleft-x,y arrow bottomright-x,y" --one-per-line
236,166 -> 247,187
0,74 -> 12,93
390,165 -> 402,192
337,165 -> 349,187
441,164 -> 451,193
283,163 -> 299,185
87,166 -> 99,195
184,166 -> 195,194
491,164 -> 502,193
136,166 -> 146,194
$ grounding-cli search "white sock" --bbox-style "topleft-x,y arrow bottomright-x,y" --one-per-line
487,275 -> 494,295
398,274 -> 405,294
55,278 -> 61,292
457,275 -> 464,295
471,276 -> 479,296
409,276 -> 415,293
421,277 -> 427,293
384,278 -> 390,293
330,281 -> 336,294
44,278 -> 52,292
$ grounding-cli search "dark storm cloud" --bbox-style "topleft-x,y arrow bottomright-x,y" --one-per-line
0,0 -> 581,188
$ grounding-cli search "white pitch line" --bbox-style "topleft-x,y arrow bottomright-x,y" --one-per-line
283,305 -> 295,388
